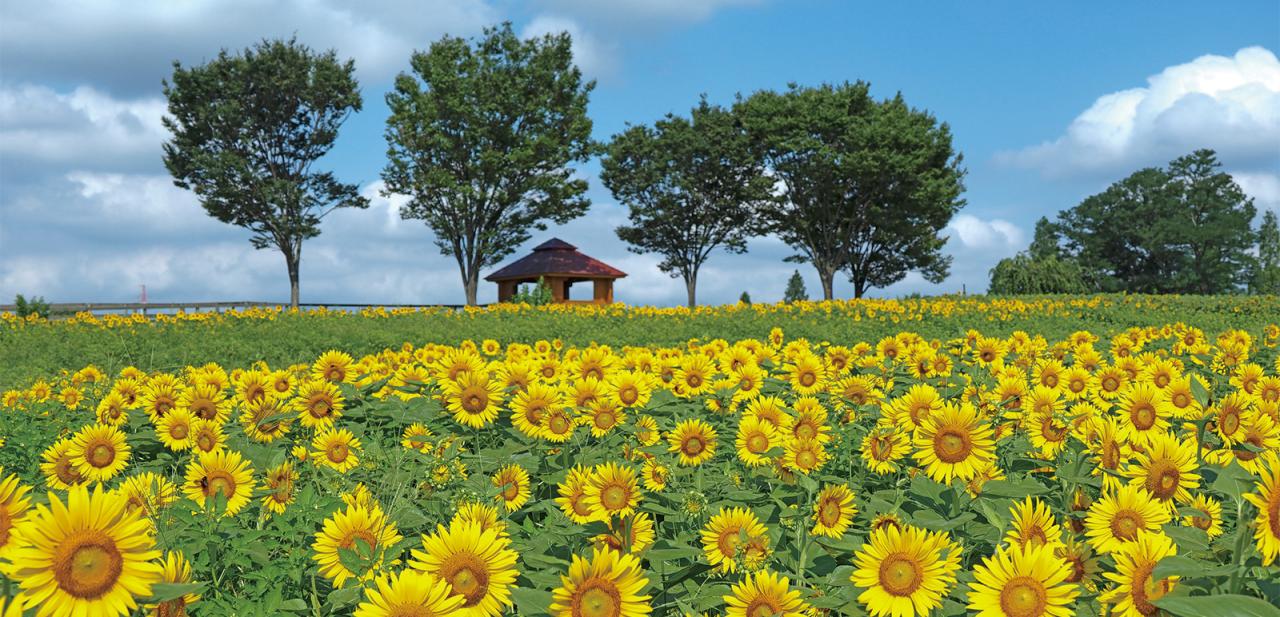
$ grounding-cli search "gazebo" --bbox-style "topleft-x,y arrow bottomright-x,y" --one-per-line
486,238 -> 627,304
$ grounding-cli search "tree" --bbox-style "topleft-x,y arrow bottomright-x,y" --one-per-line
601,99 -> 771,307
1252,210 -> 1280,294
1057,150 -> 1255,294
737,83 -> 965,299
383,23 -> 596,305
987,253 -> 1090,294
163,38 -> 367,308
783,270 -> 808,302
1028,217 -> 1062,259
739,291 -> 752,304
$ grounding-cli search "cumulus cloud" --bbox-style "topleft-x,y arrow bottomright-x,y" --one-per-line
998,46 -> 1280,178
522,15 -> 618,79
1234,171 -> 1280,214
536,0 -> 762,28
946,214 -> 1025,251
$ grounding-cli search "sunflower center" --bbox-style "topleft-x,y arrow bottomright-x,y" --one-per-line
170,423 -> 189,440
747,433 -> 770,454
53,530 -> 123,599
1191,514 -> 1213,531
309,398 -> 333,418
600,485 -> 628,511
573,580 -> 621,617
462,388 -> 488,414
879,553 -> 923,596
933,428 -> 972,463
548,414 -> 571,435
442,557 -> 490,606
87,442 -> 116,468
1102,377 -> 1119,392
196,433 -> 215,451
594,411 -> 618,430
618,386 -> 638,406
1000,575 -> 1048,617
746,597 -> 785,617
1043,373 -> 1059,388
799,371 -> 817,387
1267,489 -> 1280,539
204,471 -> 236,499
0,507 -> 11,546
1233,435 -> 1263,462
686,374 -> 702,388
682,437 -> 705,456
1220,409 -> 1241,435
501,480 -> 520,501
795,449 -> 817,469
325,366 -> 344,381
1130,404 -> 1156,430
1110,509 -> 1143,541
327,443 -> 350,463
1145,460 -> 1180,500
55,456 -> 84,485
716,529 -> 741,559
1102,442 -> 1121,469
1023,525 -> 1049,547
818,500 -> 842,527
1041,418 -> 1068,442
1131,563 -> 1171,615
796,424 -> 817,440
572,494 -> 594,518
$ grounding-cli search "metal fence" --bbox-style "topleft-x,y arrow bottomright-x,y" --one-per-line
0,301 -> 483,316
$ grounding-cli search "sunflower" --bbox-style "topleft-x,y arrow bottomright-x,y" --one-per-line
492,464 -> 531,512
583,400 -> 626,437
115,471 -> 177,518
140,374 -> 184,420
782,438 -> 828,474
511,382 -> 561,438
156,408 -> 196,451
409,520 -> 520,617
313,504 -> 404,588
557,466 -> 598,524
1121,430 -> 1200,507
1005,497 -> 1065,551
785,353 -> 826,396
147,551 -> 201,616
1086,416 -> 1130,492
1100,531 -> 1178,617
549,547 -> 652,617
1115,383 -> 1169,447
1056,537 -> 1102,592
294,379 -> 344,429
441,372 -> 504,429
811,484 -> 856,538
912,402 -> 997,484
724,570 -> 810,617
585,462 -> 642,520
239,396 -> 292,443
262,461 -> 299,515
1181,493 -> 1223,539
593,512 -> 655,555
178,381 -> 230,423
183,449 -> 256,517
967,543 -> 1080,617
1083,485 -> 1170,554
311,428 -> 362,474
667,419 -> 717,467
0,593 -> 24,617
453,501 -> 507,537
1243,454 -> 1280,565
4,484 -> 162,617
96,391 -> 130,426
402,423 -> 435,453
641,458 -> 669,492
700,506 -> 771,574
789,398 -> 831,443
633,415 -> 661,447
66,423 -> 132,483
355,569 -> 465,617
736,414 -> 780,467
861,427 -> 909,475
0,470 -> 32,560
313,350 -> 355,383
189,419 -> 227,454
850,523 -> 962,617
609,371 -> 654,409
1026,411 -> 1072,460
40,438 -> 86,490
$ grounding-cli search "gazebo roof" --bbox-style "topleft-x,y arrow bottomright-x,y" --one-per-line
485,238 -> 627,281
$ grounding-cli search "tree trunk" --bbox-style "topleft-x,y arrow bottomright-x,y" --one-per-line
684,272 -> 697,308
853,277 -> 867,298
818,266 -> 835,301
284,244 -> 300,309
464,272 -> 479,306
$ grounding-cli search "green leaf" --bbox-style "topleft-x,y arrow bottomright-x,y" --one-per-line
1151,555 -> 1234,580
510,586 -> 553,616
147,582 -> 206,602
1155,594 -> 1280,617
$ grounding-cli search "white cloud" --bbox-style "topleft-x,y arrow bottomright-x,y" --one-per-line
946,214 -> 1025,251
537,0 -> 762,28
522,15 -> 618,79
998,46 -> 1280,177
1235,171 -> 1280,214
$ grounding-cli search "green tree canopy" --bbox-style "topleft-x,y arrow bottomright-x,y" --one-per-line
383,23 -> 596,305
162,38 -> 368,308
1252,210 -> 1280,295
1057,149 -> 1256,294
988,253 -> 1090,295
783,270 -> 808,302
736,82 -> 965,299
601,99 -> 772,307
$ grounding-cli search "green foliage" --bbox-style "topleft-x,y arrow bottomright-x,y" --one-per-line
987,253 -> 1091,294
510,277 -> 554,306
601,98 -> 772,307
1027,216 -> 1062,260
383,23 -> 596,305
13,294 -> 50,319
1057,149 -> 1256,294
738,291 -> 752,305
1252,210 -> 1280,295
162,37 -> 368,308
783,270 -> 808,302
736,82 -> 966,299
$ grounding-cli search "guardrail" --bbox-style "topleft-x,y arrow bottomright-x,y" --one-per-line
0,301 -> 485,315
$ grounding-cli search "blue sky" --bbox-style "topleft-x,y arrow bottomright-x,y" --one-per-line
1,0 -> 1278,305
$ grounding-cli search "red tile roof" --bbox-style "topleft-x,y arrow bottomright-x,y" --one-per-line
485,238 -> 627,281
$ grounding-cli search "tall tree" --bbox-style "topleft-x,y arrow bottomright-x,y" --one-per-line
783,270 -> 808,302
737,83 -> 965,299
600,99 -> 771,307
1028,216 -> 1063,259
1253,210 -> 1280,295
162,38 -> 367,308
988,253 -> 1090,294
383,23 -> 596,305
1057,150 -> 1255,294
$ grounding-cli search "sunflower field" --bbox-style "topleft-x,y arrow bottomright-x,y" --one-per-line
2,302 -> 1280,616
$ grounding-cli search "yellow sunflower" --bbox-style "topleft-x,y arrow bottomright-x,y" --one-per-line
967,543 -> 1079,617
40,438 -> 87,490
5,484 -> 162,617
785,353 -> 827,396
641,458 -> 669,492
850,523 -> 962,617
608,371 -> 655,409
1100,531 -> 1178,617
861,427 -> 909,475
182,449 -> 256,517
262,461 -> 299,515
115,471 -> 177,518
668,419 -> 717,466
782,438 -> 828,474
511,382 -> 561,438
408,520 -> 520,617
911,402 -> 997,484
311,428 -> 362,474
700,506 -> 771,574
453,501 -> 507,537
401,423 -> 435,453
1005,497 -> 1065,551
354,569 -> 465,617
441,372 -> 504,429
177,381 -> 230,423
0,470 -> 33,560
557,466 -> 599,524
811,484 -> 856,538
1181,494 -> 1223,539
1115,383 -> 1169,447
492,464 -> 531,512
1243,454 -> 1280,565
1083,485 -> 1170,554
313,504 -> 404,588
313,350 -> 355,383
585,462 -> 642,520
189,418 -> 227,454
294,379 -> 344,429
68,423 -> 132,483
147,551 -> 201,616
549,547 -> 652,617
736,414 -> 780,467
1121,430 -> 1200,507
156,408 -> 196,451
592,512 -> 655,555
724,570 -> 811,617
